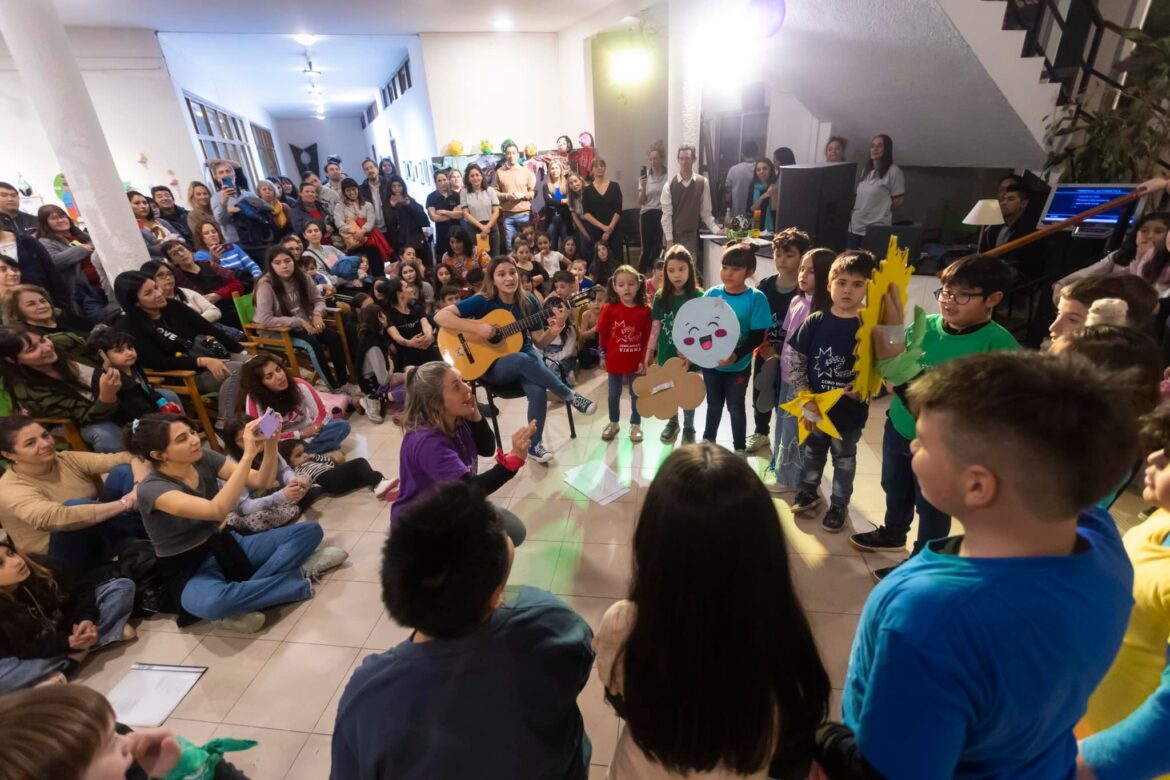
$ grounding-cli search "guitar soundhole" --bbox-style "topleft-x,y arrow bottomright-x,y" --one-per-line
487,330 -> 503,345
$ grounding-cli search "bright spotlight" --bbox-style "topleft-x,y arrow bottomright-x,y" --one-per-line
610,47 -> 652,85
292,34 -> 319,47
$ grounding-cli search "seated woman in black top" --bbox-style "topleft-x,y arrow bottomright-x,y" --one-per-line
112,271 -> 246,394
384,278 -> 440,368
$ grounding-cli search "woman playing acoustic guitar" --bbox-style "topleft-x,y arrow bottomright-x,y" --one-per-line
434,256 -> 597,463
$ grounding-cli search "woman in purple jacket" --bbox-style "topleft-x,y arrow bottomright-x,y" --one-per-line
392,361 -> 533,546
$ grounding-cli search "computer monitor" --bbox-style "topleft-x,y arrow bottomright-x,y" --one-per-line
776,163 -> 857,251
1039,184 -> 1137,228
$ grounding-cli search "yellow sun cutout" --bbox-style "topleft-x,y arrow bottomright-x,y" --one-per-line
852,235 -> 914,402
781,388 -> 845,444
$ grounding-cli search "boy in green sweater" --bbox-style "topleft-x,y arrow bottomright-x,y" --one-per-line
849,254 -> 1017,576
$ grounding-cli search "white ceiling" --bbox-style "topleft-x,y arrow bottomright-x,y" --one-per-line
763,0 -> 1046,167
52,0 -> 614,34
158,33 -> 410,119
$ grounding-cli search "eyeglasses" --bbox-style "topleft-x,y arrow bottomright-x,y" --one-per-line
933,288 -> 987,305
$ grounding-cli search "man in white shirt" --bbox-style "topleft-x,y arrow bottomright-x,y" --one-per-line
724,141 -> 759,217
660,144 -> 722,262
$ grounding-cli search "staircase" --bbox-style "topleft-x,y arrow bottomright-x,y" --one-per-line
937,0 -> 1063,150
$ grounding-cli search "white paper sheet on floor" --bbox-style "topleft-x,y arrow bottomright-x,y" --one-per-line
107,662 -> 207,726
563,463 -> 630,505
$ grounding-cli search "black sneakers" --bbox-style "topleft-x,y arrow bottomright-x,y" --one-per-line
821,504 -> 848,533
849,526 -> 908,553
791,491 -> 825,515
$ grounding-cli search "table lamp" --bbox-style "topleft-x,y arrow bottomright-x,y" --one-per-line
962,198 -> 1004,248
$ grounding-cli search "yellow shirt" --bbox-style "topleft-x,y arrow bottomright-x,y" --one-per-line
1080,510 -> 1170,749
0,451 -> 131,554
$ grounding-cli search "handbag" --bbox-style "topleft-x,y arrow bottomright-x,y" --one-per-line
189,335 -> 230,360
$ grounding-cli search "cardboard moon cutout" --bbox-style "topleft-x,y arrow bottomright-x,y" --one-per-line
671,297 -> 740,369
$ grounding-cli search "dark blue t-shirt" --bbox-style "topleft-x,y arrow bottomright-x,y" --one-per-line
330,587 -> 594,780
757,274 -> 798,348
455,293 -> 543,348
790,310 -> 868,431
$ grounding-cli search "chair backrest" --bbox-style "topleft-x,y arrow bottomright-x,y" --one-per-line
618,208 -> 641,243
232,291 -> 256,325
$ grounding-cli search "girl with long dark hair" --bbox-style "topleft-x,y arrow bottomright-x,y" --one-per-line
254,246 -> 353,393
35,204 -> 114,324
595,443 -> 830,778
384,278 -> 441,368
748,158 -> 778,232
645,244 -> 703,444
240,353 -> 352,455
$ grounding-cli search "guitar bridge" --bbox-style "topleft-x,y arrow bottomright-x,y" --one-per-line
457,333 -> 475,364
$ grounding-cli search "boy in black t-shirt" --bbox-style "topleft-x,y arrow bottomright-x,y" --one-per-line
749,228 -> 809,454
788,251 -> 876,533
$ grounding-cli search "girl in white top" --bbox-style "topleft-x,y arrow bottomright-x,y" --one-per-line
301,220 -> 345,281
593,443 -> 829,779
847,134 -> 905,246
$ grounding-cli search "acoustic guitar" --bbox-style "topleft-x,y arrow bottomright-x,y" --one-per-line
438,291 -> 590,380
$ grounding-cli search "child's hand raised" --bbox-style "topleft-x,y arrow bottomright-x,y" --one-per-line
880,283 -> 904,326
511,420 -> 538,460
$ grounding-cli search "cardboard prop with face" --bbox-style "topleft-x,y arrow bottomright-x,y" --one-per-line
671,297 -> 741,368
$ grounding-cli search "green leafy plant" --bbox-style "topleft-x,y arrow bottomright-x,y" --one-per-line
1045,24 -> 1170,182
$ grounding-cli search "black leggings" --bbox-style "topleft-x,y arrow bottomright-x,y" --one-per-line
316,458 -> 384,495
293,328 -> 349,388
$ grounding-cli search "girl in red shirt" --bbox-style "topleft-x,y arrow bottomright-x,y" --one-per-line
598,265 -> 652,442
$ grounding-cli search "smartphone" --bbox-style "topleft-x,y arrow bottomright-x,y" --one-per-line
220,176 -> 235,192
640,166 -> 647,178
97,349 -> 111,370
257,409 -> 281,439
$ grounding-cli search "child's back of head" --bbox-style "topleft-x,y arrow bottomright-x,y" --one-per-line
382,481 -> 509,638
1051,324 -> 1162,421
907,351 -> 1138,521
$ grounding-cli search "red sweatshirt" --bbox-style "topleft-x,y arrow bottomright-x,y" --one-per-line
597,302 -> 652,375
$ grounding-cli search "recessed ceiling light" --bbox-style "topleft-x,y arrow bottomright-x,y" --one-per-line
292,34 -> 318,47
493,15 -> 512,31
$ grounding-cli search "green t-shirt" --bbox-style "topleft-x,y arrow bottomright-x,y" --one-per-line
650,288 -> 704,364
888,314 -> 1019,440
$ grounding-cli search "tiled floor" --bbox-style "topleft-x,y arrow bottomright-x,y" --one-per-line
74,275 -> 1147,779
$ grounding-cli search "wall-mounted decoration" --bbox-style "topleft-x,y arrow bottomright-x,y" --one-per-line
290,143 -> 320,177
419,161 -> 429,184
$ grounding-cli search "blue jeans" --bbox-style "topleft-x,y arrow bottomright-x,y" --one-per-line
483,343 -> 573,446
502,212 -> 531,248
701,367 -> 750,451
0,577 -> 135,693
770,380 -> 803,488
82,421 -> 124,453
180,522 -> 322,621
52,464 -> 146,569
799,427 -> 863,507
669,408 -> 696,430
880,417 -> 951,554
304,418 -> 351,454
607,372 -> 640,424
546,214 -> 567,253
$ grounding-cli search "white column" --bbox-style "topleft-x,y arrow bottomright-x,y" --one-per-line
0,0 -> 150,280
667,0 -> 703,164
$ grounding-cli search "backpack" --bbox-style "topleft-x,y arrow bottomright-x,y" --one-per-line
332,255 -> 364,281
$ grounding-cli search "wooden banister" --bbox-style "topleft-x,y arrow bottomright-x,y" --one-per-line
985,186 -> 1150,257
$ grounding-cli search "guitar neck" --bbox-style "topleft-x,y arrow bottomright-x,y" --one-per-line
497,309 -> 546,338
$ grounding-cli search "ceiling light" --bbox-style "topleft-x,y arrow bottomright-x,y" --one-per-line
493,15 -> 512,31
292,34 -> 318,47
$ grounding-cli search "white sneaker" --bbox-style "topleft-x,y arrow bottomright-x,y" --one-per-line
375,478 -> 400,501
361,395 -> 384,423
300,546 -> 348,579
212,611 -> 266,634
746,433 -> 771,452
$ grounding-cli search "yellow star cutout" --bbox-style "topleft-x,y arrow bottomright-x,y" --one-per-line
853,235 -> 915,402
781,388 -> 845,444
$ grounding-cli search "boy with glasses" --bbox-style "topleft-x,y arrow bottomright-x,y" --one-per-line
850,254 -> 1017,576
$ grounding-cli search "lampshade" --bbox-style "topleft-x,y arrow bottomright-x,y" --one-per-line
963,199 -> 1004,226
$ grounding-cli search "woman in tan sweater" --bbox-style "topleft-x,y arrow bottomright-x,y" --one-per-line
0,417 -> 149,567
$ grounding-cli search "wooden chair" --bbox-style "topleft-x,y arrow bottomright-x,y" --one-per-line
144,369 -> 222,452
232,293 -> 355,384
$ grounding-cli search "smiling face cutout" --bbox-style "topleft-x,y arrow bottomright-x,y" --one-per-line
671,297 -> 741,368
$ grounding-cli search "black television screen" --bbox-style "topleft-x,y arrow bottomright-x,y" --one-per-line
775,163 -> 857,251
